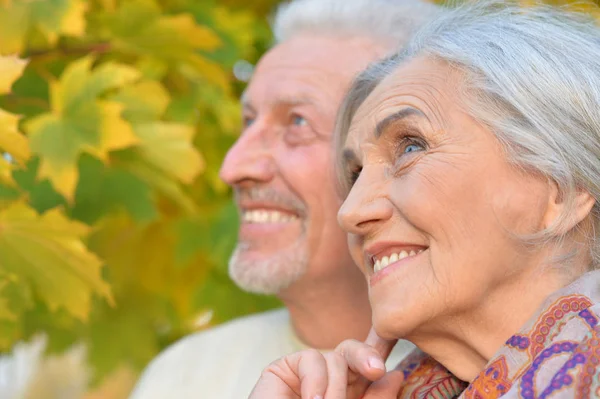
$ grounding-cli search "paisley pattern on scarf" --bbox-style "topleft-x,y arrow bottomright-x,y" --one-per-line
396,350 -> 467,398
394,270 -> 600,399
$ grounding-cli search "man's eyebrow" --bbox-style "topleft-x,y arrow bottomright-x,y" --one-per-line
342,148 -> 359,165
240,93 -> 317,111
375,107 -> 426,138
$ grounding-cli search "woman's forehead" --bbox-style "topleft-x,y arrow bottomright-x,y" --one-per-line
346,57 -> 462,142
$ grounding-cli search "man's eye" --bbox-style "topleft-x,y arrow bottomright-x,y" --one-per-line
292,115 -> 308,126
349,166 -> 362,186
243,116 -> 255,128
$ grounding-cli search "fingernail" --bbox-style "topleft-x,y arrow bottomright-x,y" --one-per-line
313,396 -> 323,399
368,356 -> 385,371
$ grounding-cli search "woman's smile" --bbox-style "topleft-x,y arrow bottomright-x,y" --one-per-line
369,247 -> 427,286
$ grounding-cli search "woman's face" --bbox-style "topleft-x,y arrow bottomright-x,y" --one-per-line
338,57 -> 554,339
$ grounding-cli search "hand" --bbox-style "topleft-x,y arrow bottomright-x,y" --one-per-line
249,328 -> 405,399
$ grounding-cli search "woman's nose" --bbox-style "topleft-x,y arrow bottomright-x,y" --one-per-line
337,167 -> 393,236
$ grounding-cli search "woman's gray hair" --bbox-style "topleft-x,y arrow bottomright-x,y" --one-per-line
335,0 -> 600,267
272,0 -> 441,45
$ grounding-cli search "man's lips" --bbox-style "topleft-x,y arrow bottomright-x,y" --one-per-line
238,201 -> 301,224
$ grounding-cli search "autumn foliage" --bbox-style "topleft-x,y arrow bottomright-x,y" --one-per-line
0,0 -> 280,393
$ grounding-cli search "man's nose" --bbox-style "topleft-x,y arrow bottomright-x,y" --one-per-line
219,123 -> 276,186
337,166 -> 393,236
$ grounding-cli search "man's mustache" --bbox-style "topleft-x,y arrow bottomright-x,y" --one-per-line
234,187 -> 307,216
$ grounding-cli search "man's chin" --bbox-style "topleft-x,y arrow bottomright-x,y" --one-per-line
227,244 -> 309,295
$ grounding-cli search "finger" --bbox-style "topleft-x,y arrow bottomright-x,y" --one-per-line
323,352 -> 348,399
336,339 -> 386,382
364,327 -> 397,361
249,370 -> 301,399
295,349 -> 329,399
362,370 -> 405,399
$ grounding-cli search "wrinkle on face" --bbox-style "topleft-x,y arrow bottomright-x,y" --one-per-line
339,55 -> 560,350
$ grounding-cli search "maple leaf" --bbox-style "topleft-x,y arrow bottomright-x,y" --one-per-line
0,157 -> 17,188
0,55 -> 29,192
0,54 -> 27,94
107,81 -> 203,214
0,202 -> 113,321
101,0 -> 225,86
0,55 -> 30,165
0,109 -> 30,165
133,122 -> 204,184
0,0 -> 87,54
24,56 -> 140,201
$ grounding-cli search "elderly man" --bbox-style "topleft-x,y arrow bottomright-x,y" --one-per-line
130,0 -> 438,397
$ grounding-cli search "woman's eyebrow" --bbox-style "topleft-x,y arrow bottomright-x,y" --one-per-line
375,107 -> 426,139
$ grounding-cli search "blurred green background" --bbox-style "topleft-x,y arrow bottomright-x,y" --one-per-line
0,0 -> 283,397
0,0 -> 598,398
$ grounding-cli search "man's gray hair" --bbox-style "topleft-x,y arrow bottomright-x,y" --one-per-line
335,0 -> 600,267
272,0 -> 441,45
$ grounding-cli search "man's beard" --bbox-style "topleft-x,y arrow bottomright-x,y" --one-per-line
228,238 -> 309,294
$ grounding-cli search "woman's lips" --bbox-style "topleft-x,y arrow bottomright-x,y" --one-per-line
372,248 -> 425,272
368,248 -> 428,286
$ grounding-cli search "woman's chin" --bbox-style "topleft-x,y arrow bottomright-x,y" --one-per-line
372,309 -> 413,341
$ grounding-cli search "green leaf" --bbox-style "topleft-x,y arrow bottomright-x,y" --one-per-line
71,155 -> 158,224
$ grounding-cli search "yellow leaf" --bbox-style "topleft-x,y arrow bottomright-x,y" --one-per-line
184,54 -> 230,92
0,202 -> 113,320
25,57 -> 140,201
99,101 -> 140,156
0,0 -> 87,54
162,14 -> 221,51
60,0 -> 87,37
0,55 -> 27,94
0,157 -> 16,187
83,365 -> 138,399
0,109 -> 30,165
0,4 -> 28,54
109,80 -> 170,122
134,122 -> 204,183
0,277 -> 17,321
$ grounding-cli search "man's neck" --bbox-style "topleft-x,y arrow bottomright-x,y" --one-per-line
279,268 -> 372,349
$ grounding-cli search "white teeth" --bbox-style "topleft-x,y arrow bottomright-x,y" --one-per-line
243,209 -> 297,224
373,249 -> 425,272
381,256 -> 390,268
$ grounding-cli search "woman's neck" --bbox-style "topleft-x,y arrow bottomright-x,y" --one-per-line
408,260 -> 584,382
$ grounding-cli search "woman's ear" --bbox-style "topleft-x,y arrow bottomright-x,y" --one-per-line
543,181 -> 596,234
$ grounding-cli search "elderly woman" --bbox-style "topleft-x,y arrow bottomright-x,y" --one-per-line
249,1 -> 600,398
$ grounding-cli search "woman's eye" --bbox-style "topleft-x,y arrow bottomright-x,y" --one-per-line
404,143 -> 424,153
292,115 -> 308,126
399,138 -> 426,155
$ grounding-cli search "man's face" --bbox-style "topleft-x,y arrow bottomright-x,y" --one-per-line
220,34 -> 389,294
